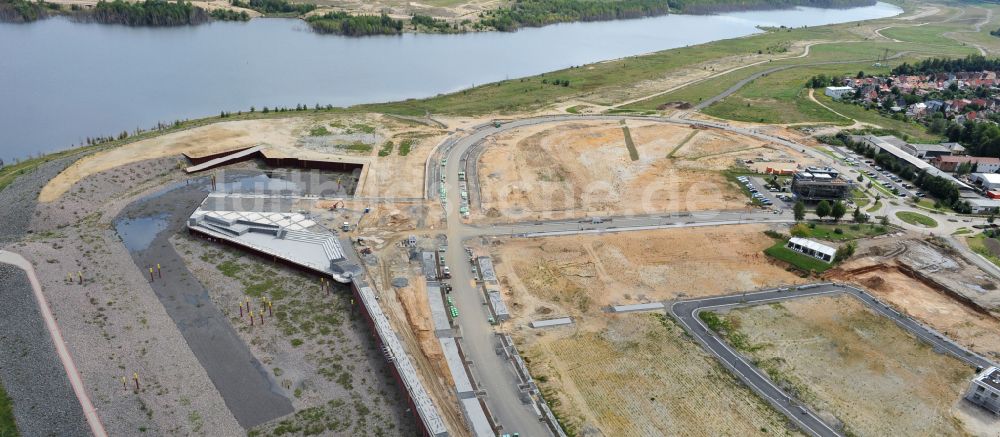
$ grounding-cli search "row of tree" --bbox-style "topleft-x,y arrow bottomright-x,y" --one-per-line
306,12 -> 403,36
0,0 -> 58,23
229,0 -> 313,15
892,54 -> 1000,75
83,0 -> 209,26
836,133 -> 973,212
479,0 -> 676,32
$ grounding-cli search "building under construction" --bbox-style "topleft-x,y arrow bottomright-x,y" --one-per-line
790,167 -> 852,202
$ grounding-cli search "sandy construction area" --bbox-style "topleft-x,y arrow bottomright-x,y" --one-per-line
476,121 -> 761,221
41,114 -> 447,202
519,313 -> 797,436
838,265 -> 1000,361
490,225 -> 804,323
722,295 -> 978,436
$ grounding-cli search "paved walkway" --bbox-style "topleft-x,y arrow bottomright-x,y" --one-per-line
0,250 -> 108,437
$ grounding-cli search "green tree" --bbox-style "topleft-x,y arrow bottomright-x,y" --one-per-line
830,201 -> 846,222
856,174 -> 864,183
834,241 -> 857,262
815,200 -> 831,220
853,206 -> 868,224
793,201 -> 805,221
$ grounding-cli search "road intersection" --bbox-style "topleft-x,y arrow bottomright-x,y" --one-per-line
426,112 -> 995,436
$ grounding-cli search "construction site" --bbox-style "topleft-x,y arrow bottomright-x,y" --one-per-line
4,109 -> 1000,437
474,119 -> 817,221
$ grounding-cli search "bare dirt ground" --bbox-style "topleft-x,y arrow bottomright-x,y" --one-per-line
829,237 -> 1000,362
476,121 -> 765,221
721,294 -> 982,437
365,235 -> 471,437
517,312 -> 798,437
484,225 -> 808,435
171,234 -> 416,436
41,114 -> 447,202
488,225 -> 805,324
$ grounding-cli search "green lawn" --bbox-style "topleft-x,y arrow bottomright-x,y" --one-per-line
793,223 -> 889,241
914,198 -> 953,213
895,211 -> 938,227
967,234 -> 1000,267
814,93 -> 944,143
0,382 -> 16,437
764,240 -> 835,273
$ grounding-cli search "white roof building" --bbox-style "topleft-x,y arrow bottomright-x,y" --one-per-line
824,86 -> 854,99
787,237 -> 837,263
972,173 -> 1000,190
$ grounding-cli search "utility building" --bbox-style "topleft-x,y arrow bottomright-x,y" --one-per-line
790,167 -> 851,202
966,366 -> 1000,415
786,237 -> 836,263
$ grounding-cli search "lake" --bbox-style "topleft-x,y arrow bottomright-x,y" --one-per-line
0,2 -> 900,162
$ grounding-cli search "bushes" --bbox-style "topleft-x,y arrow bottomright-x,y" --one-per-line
210,8 -> 249,21
88,0 -> 209,26
307,12 -> 403,36
0,0 -> 56,22
480,0 -> 675,31
230,0 -> 314,15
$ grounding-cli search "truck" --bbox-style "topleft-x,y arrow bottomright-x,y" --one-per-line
341,222 -> 350,232
458,171 -> 466,181
442,266 -> 451,279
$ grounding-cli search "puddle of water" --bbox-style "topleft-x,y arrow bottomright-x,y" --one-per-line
218,170 -> 354,196
115,214 -> 169,252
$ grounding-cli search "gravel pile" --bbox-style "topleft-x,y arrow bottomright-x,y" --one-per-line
0,264 -> 89,437
0,156 -> 76,244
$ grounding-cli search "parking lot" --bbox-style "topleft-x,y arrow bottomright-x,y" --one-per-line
831,146 -> 916,199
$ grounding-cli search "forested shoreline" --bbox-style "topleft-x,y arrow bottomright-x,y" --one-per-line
1,0 -> 879,34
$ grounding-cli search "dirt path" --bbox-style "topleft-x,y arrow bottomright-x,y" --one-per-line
611,40 -> 826,109
0,251 -> 108,437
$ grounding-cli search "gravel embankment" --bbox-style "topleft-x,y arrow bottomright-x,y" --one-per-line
0,264 -> 89,437
0,157 -> 77,244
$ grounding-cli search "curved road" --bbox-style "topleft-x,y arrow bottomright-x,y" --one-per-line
429,88 -> 995,435
670,283 -> 993,437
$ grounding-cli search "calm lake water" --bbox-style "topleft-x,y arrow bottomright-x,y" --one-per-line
0,2 -> 900,162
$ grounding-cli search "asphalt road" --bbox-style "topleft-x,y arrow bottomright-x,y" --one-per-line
670,283 -> 994,437
470,210 -> 793,238
427,112 -> 997,436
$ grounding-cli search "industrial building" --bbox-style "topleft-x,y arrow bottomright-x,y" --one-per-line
965,366 -> 1000,415
971,173 -> 1000,191
932,156 -> 1000,173
824,86 -> 854,99
790,167 -> 851,201
901,143 -> 953,159
858,135 -> 974,192
786,237 -> 836,263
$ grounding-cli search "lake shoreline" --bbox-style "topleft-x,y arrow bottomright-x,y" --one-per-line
0,2 -> 902,162
2,0 -> 878,36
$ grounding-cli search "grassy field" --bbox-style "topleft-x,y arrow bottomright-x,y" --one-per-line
764,239 -> 834,273
794,223 -> 889,241
525,314 -> 796,436
896,211 -> 938,227
814,93 -> 944,142
967,234 -> 1000,267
